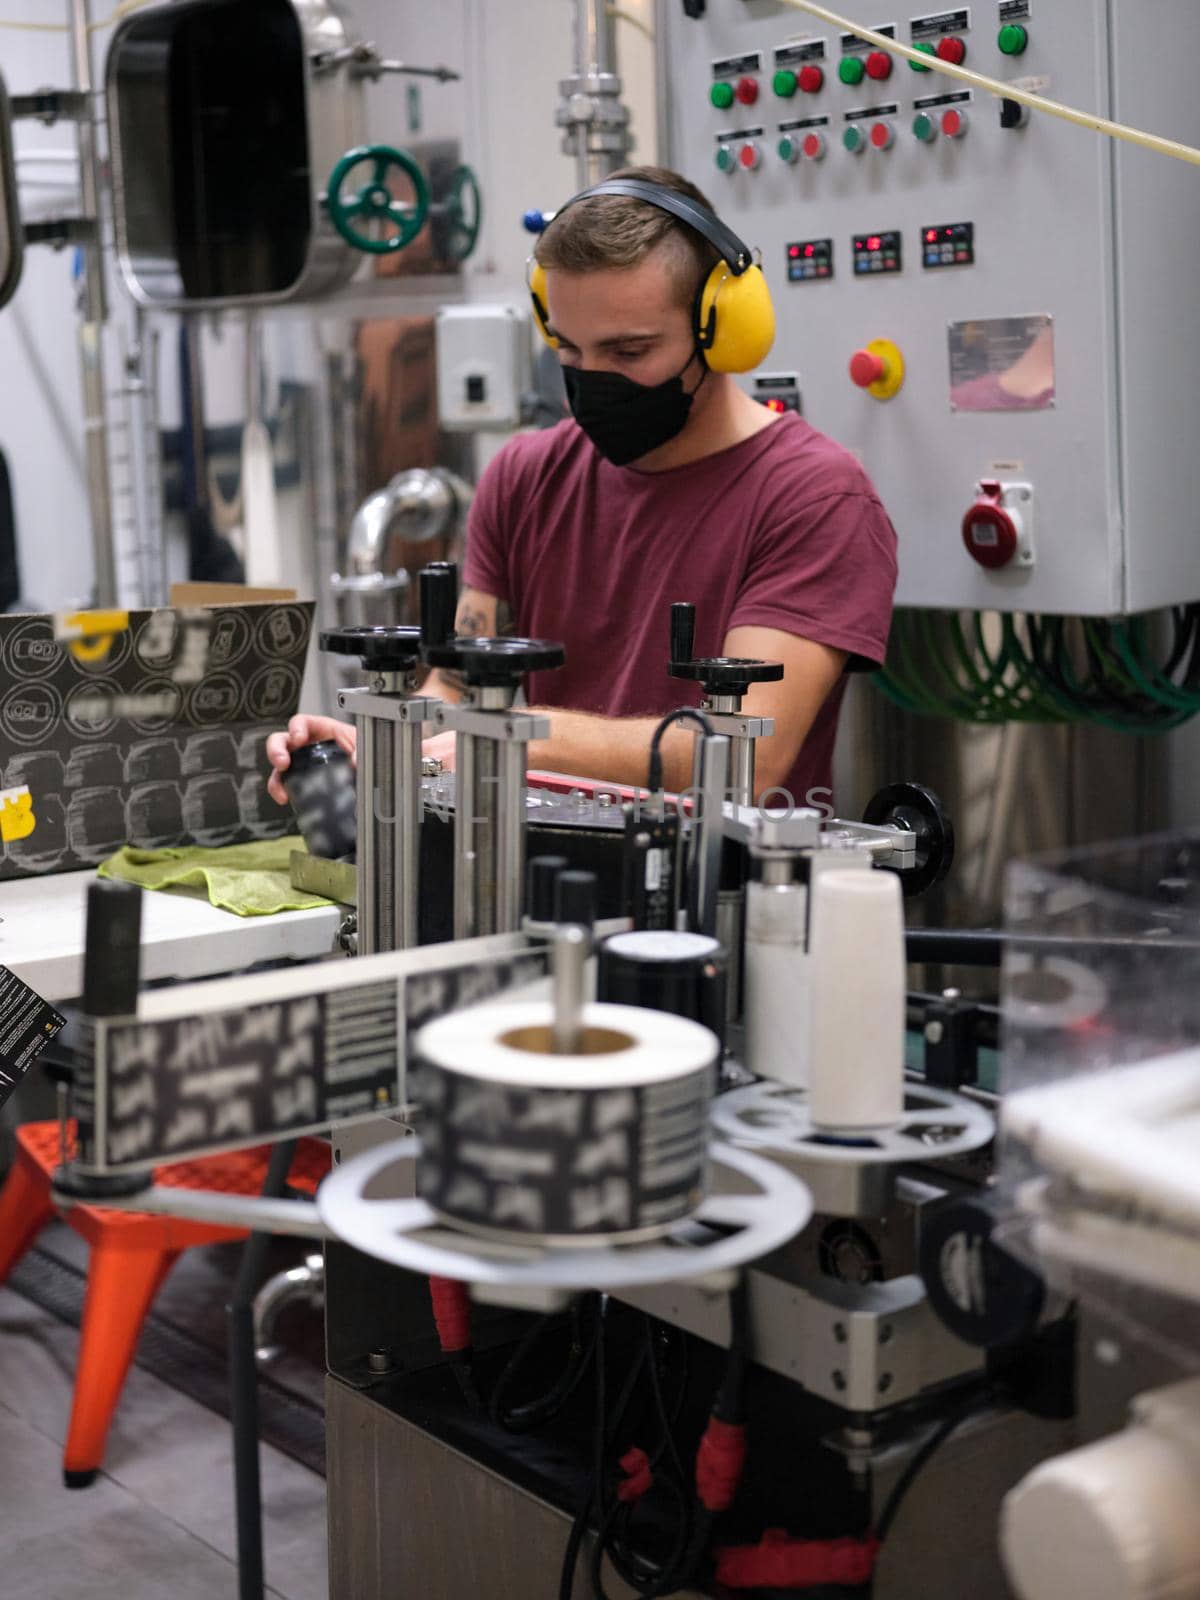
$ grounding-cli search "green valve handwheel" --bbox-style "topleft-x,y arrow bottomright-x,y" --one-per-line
327,143 -> 430,255
440,164 -> 483,262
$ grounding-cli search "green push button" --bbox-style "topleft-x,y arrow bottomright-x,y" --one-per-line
912,112 -> 937,143
843,124 -> 865,153
773,68 -> 798,97
710,80 -> 735,109
998,23 -> 1028,55
777,135 -> 798,163
910,41 -> 935,71
838,56 -> 866,85
715,144 -> 736,172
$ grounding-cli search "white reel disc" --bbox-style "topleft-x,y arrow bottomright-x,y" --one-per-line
711,1079 -> 994,1165
318,1138 -> 813,1290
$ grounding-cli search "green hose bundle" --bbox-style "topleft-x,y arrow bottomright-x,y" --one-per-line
878,607 -> 1200,732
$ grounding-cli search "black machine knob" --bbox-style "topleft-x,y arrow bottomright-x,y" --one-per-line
667,599 -> 784,699
862,781 -> 955,897
423,635 -> 566,687
919,1192 -> 1045,1349
554,869 -> 597,930
420,561 -> 459,650
527,854 -> 569,923
319,625 -> 423,672
670,602 -> 696,666
83,879 -> 142,1017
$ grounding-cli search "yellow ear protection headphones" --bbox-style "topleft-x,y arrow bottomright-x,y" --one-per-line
528,177 -> 775,374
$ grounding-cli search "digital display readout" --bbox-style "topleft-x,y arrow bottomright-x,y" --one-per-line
852,230 -> 902,274
786,238 -> 834,281
922,220 -> 975,268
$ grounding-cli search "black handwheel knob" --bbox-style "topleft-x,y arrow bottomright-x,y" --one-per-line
420,562 -> 459,649
422,635 -> 566,686
862,781 -> 955,897
319,625 -> 422,671
669,656 -> 785,696
555,869 -> 597,930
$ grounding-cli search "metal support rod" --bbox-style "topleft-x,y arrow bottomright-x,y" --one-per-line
69,0 -> 116,607
688,735 -> 730,938
359,718 -> 398,955
730,737 -> 756,809
228,1139 -> 297,1600
453,731 -> 478,940
395,717 -> 424,950
553,925 -> 589,1054
495,737 -> 527,934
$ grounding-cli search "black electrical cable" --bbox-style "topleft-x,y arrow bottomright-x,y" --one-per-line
646,707 -> 714,795
490,1296 -> 598,1434
873,1385 -> 993,1545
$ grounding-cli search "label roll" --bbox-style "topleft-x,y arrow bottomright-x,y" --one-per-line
412,1000 -> 719,1245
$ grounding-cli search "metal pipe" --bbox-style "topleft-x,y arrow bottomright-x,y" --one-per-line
730,738 -> 755,809
70,0 -> 116,607
553,925 -> 589,1054
253,1252 -> 324,1363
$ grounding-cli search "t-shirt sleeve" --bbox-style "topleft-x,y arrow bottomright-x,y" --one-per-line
728,485 -> 898,670
461,444 -> 512,601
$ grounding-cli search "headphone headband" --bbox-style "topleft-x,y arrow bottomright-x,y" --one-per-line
548,178 -> 754,275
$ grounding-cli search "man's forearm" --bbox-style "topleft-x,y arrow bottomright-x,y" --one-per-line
526,708 -> 696,792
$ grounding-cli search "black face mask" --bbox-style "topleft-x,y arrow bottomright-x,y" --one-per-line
562,352 -> 705,466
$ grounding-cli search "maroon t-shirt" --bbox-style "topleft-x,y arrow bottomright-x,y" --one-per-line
463,412 -> 897,809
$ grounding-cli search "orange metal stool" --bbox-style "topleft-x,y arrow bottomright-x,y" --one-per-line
0,1121 -> 329,1487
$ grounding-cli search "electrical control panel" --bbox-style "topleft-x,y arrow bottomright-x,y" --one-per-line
663,1 -> 1200,615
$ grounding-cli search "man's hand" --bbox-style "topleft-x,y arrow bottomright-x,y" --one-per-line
265,714 -> 357,806
422,729 -> 458,772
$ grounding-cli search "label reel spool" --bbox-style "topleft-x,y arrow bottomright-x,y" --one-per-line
711,1079 -> 994,1165
318,1137 -> 813,1291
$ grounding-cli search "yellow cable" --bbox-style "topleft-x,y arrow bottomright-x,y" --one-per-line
607,5 -> 655,43
775,0 -> 1200,168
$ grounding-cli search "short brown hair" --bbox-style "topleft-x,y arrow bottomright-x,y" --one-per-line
534,165 -> 721,309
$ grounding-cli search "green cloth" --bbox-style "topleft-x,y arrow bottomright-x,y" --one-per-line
98,836 -> 333,917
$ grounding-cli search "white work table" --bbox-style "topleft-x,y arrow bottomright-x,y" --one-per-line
0,869 -> 343,1005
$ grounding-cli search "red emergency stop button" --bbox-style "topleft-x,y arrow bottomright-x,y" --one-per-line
962,481 -> 1018,568
937,36 -> 968,64
799,63 -> 825,93
850,350 -> 887,388
865,50 -> 893,80
735,75 -> 760,105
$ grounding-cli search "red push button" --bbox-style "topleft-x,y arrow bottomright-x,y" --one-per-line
802,131 -> 827,161
962,482 -> 1018,569
850,350 -> 887,388
941,107 -> 968,139
798,63 -> 825,93
936,35 -> 967,65
869,120 -> 894,150
865,50 -> 893,80
737,140 -> 761,170
735,75 -> 760,105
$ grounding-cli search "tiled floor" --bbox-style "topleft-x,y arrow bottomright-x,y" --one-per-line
0,1285 -> 328,1599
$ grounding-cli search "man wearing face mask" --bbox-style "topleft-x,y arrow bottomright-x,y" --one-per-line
267,166 -> 896,811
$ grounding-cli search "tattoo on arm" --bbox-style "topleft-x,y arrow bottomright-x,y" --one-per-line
435,597 -> 516,696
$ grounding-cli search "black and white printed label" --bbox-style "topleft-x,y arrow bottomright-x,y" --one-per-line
712,51 -> 762,78
999,1 -> 1030,20
0,966 -> 67,1111
841,23 -> 894,53
775,40 -> 826,66
911,8 -> 970,39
